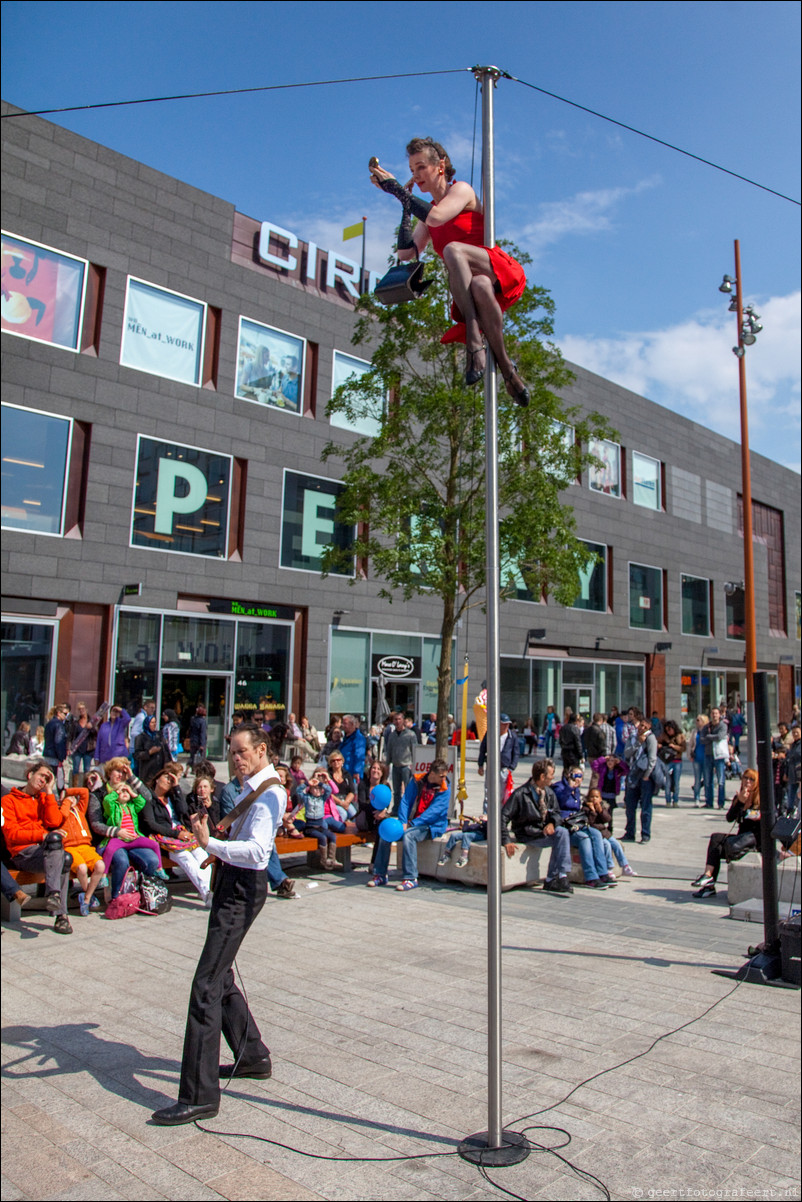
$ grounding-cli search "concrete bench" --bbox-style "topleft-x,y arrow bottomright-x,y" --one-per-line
727,854 -> 801,905
396,834 -> 615,890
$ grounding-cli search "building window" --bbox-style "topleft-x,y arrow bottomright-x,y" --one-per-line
329,350 -> 384,436
588,438 -> 621,498
726,584 -> 746,641
120,278 -> 206,386
632,451 -> 661,510
1,620 -> 57,742
280,470 -> 354,575
1,404 -> 72,536
739,496 -> 787,636
572,542 -> 607,612
629,563 -> 664,631
681,574 -> 711,636
235,316 -> 305,415
541,419 -> 576,484
1,231 -> 87,351
131,437 -> 232,558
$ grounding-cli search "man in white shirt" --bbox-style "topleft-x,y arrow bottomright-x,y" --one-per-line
151,724 -> 286,1125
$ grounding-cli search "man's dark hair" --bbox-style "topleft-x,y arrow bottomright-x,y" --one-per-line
429,758 -> 449,774
231,723 -> 267,749
531,761 -> 551,784
25,758 -> 52,780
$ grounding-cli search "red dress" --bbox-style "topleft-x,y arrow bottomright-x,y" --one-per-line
427,210 -> 527,344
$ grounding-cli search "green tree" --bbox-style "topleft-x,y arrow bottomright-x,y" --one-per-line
321,245 -> 614,759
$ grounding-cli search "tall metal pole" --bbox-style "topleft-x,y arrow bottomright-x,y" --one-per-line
480,64 -> 503,1152
459,64 -> 528,1172
733,241 -> 758,768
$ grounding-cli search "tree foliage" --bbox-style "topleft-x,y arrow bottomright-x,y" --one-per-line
321,244 -> 615,757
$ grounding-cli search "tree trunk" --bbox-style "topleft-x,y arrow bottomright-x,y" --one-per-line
435,591 -> 456,761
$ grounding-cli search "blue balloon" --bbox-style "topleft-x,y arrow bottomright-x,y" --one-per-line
378,816 -> 405,843
370,783 -> 392,809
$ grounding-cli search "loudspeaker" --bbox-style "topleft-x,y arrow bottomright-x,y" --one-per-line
771,814 -> 801,847
374,261 -> 432,306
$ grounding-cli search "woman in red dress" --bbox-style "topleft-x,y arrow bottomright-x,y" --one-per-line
371,136 -> 529,406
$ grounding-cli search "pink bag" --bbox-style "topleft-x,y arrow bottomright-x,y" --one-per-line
104,891 -> 141,919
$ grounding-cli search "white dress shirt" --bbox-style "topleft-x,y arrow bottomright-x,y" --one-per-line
204,765 -> 286,870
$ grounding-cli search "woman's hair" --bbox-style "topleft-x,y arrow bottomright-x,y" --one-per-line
696,714 -> 710,726
327,752 -> 345,769
741,767 -> 760,804
406,136 -> 456,182
104,756 -> 130,777
663,720 -> 678,735
35,726 -> 44,741
18,721 -> 30,733
370,760 -> 390,783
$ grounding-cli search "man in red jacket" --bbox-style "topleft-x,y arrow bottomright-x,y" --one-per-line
2,760 -> 73,933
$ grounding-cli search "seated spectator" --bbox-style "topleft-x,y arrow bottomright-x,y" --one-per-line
328,752 -> 357,818
57,785 -> 106,914
438,815 -> 487,868
134,713 -> 172,785
289,755 -> 308,790
2,860 -> 30,912
32,725 -> 45,756
2,760 -> 74,933
553,765 -> 615,887
85,762 -> 162,898
294,768 -> 338,869
582,787 -> 636,878
319,727 -> 344,761
367,759 -> 451,892
298,716 -> 320,760
691,769 -> 762,898
139,765 -> 212,904
590,754 -> 629,811
7,721 -> 34,757
94,704 -> 131,766
98,780 -> 164,883
187,772 -> 221,828
351,761 -> 391,833
500,760 -> 572,894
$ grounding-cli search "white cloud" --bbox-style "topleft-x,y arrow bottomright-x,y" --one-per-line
558,292 -> 802,470
520,176 -> 661,260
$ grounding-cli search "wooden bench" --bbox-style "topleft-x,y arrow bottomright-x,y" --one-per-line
274,832 -> 368,871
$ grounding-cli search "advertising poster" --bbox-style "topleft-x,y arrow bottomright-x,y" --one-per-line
588,438 -> 621,497
121,279 -> 204,385
1,233 -> 85,349
236,317 -> 305,415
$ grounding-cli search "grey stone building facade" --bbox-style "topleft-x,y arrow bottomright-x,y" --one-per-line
2,102 -> 799,755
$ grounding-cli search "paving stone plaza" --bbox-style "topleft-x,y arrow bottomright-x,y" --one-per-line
2,761 -> 800,1202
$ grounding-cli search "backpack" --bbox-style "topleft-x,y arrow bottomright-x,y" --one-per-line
138,873 -> 172,915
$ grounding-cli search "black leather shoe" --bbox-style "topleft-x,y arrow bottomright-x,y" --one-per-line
219,1055 -> 272,1080
151,1101 -> 219,1125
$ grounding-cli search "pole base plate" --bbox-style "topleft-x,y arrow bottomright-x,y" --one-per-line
458,1130 -> 530,1166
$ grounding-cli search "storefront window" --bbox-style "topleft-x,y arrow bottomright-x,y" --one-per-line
1,232 -> 87,351
595,664 -> 620,716
330,629 -> 370,717
629,563 -> 663,631
632,452 -> 661,510
500,659 -> 531,730
234,621 -> 291,718
531,660 -> 562,732
114,611 -> 160,712
1,620 -> 55,748
682,575 -> 711,636
1,405 -> 72,536
161,616 -> 234,671
572,542 -> 606,612
281,471 -> 354,575
121,278 -> 205,386
620,664 -> 645,712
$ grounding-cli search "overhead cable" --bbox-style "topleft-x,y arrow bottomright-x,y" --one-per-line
504,70 -> 800,206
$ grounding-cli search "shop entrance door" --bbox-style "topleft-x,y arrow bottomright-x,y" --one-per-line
563,685 -> 593,723
160,673 -> 230,760
374,680 -> 419,724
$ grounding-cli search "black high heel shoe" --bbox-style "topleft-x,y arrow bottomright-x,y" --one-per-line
465,347 -> 485,386
502,363 -> 530,408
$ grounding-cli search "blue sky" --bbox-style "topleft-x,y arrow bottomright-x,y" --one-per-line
2,0 -> 800,468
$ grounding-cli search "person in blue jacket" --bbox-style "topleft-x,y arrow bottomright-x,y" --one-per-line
367,760 -> 451,891
552,766 -> 615,888
339,714 -> 367,783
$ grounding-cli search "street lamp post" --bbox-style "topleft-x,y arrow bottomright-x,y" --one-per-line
718,242 -> 763,767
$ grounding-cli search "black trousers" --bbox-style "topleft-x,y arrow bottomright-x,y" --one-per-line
178,862 -> 271,1105
705,831 -> 757,881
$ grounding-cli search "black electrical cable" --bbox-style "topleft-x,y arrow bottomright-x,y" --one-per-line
503,69 -> 801,206
0,68 -> 471,119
